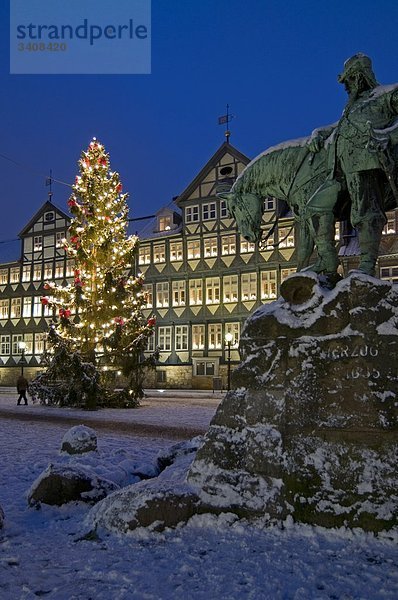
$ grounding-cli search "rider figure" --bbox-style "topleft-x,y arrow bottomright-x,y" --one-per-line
308,53 -> 398,276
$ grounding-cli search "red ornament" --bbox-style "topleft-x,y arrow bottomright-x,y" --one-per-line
98,157 -> 107,166
116,183 -> 123,193
70,235 -> 80,245
147,317 -> 156,327
59,308 -> 71,319
67,198 -> 78,208
43,283 -> 51,290
74,278 -> 82,287
74,269 -> 80,277
40,297 -> 49,306
114,317 -> 125,326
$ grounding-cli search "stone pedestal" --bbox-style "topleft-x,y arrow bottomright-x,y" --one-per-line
188,273 -> 398,531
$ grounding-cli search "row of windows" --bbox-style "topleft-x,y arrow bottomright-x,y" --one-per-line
0,296 -> 58,319
0,333 -> 46,356
380,265 -> 398,283
142,269 -> 295,309
31,232 -> 66,252
184,198 -> 277,224
149,322 -> 240,352
139,228 -> 294,265
0,260 -> 75,285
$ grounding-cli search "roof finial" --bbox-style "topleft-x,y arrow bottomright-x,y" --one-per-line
45,169 -> 53,203
218,104 -> 234,143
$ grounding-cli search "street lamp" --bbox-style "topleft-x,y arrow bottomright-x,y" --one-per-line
18,341 -> 26,376
225,332 -> 233,391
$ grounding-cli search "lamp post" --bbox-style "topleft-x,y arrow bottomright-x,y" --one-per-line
225,332 -> 233,391
18,341 -> 26,376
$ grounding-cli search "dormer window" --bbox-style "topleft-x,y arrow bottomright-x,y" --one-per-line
159,216 -> 172,232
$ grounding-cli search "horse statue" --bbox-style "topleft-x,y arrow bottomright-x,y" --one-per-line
218,136 -> 350,276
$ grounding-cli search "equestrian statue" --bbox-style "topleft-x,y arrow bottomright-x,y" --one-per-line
220,54 -> 398,280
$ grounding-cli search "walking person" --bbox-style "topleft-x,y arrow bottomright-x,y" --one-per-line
17,374 -> 29,405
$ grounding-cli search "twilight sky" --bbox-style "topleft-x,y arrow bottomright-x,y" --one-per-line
0,0 -> 398,241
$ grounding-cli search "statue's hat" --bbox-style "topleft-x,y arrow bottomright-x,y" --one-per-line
338,53 -> 378,86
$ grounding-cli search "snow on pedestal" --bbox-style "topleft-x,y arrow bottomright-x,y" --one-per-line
188,272 -> 398,532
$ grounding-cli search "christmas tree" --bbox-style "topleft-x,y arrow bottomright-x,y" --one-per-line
39,139 -> 156,408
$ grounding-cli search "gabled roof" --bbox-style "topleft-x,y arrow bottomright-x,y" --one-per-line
175,141 -> 250,205
18,200 -> 70,237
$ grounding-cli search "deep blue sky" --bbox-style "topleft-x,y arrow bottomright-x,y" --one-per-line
1,0 -> 398,240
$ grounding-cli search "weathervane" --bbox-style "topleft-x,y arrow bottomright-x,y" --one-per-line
45,169 -> 53,202
218,104 -> 234,142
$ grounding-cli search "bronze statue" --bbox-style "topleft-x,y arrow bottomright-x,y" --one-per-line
308,53 -> 398,276
222,54 -> 398,279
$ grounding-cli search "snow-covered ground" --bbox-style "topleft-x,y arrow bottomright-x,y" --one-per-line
0,400 -> 397,599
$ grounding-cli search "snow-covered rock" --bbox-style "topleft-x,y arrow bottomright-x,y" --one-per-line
60,425 -> 97,455
156,436 -> 203,472
188,273 -> 398,532
28,464 -> 119,506
86,451 -> 202,533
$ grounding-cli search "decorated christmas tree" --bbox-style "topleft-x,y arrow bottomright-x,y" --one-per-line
39,139 -> 156,408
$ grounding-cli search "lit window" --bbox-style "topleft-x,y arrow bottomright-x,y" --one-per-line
142,283 -> 153,308
241,272 -> 257,301
192,324 -> 205,350
146,333 -> 155,352
44,262 -> 53,280
223,275 -> 238,303
23,297 -> 32,318
139,246 -> 151,265
221,235 -> 236,256
206,277 -> 220,304
202,202 -> 216,221
0,335 -> 10,355
240,238 -> 255,253
56,232 -> 65,248
278,226 -> 295,248
281,268 -> 296,282
12,335 -> 23,355
10,267 -> 20,283
170,241 -> 183,262
158,326 -> 172,351
187,239 -> 201,259
34,332 -> 46,355
33,264 -> 42,281
10,298 -> 22,319
260,270 -> 277,301
156,282 -> 169,308
66,260 -> 74,277
172,280 -> 186,307
33,297 -> 42,317
189,279 -> 203,305
260,228 -> 275,250
335,222 -> 341,242
34,236 -> 43,251
24,334 -> 33,354
0,299 -> 9,319
55,262 -> 64,278
0,269 -> 8,284
159,216 -> 172,231
204,237 -> 218,258
186,206 -> 199,223
380,266 -> 398,284
175,325 -> 188,351
208,323 -> 222,349
220,200 -> 228,218
43,295 -> 54,317
153,244 -> 166,264
225,322 -> 240,347
22,265 -> 31,282
383,219 -> 396,235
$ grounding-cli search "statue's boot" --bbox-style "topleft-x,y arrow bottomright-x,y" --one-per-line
312,213 -> 339,274
356,219 -> 384,277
